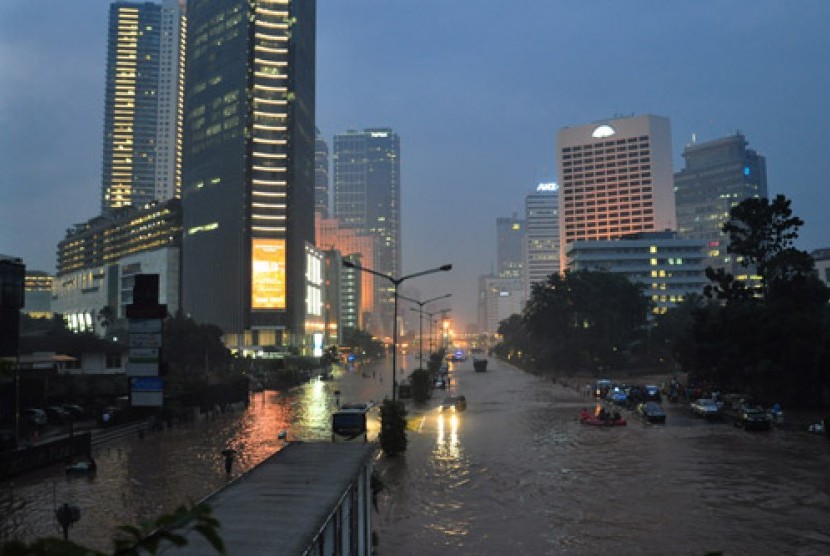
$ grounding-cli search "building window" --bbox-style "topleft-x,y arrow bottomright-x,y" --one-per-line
105,353 -> 122,369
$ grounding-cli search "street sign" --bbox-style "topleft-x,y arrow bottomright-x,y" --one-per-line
131,377 -> 163,391
130,333 -> 162,349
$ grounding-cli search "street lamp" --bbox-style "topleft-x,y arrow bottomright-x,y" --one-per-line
401,293 -> 452,370
427,308 -> 452,354
341,260 -> 452,401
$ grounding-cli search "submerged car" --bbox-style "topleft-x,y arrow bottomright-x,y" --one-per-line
736,406 -> 771,431
637,401 -> 667,424
691,398 -> 721,419
440,395 -> 467,412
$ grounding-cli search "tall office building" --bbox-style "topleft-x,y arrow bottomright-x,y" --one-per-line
674,133 -> 767,274
496,215 -> 524,278
524,182 -> 559,297
101,0 -> 185,214
333,128 -> 401,337
315,130 -> 330,216
181,0 -> 316,348
556,115 -> 676,269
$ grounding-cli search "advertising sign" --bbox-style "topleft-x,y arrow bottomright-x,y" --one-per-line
251,238 -> 286,309
131,377 -> 163,407
130,333 -> 162,349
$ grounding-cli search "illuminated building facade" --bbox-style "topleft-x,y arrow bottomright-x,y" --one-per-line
101,0 -> 185,214
181,0 -> 316,348
333,128 -> 400,337
315,130 -> 330,216
315,216 -> 379,331
53,200 -> 182,333
557,115 -> 676,270
477,274 -> 524,335
567,231 -> 707,315
674,133 -> 767,275
23,271 -> 54,319
524,183 -> 559,298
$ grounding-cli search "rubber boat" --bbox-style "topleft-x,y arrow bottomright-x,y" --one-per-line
579,412 -> 626,426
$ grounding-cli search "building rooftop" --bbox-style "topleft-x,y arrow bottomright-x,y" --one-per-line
180,441 -> 376,554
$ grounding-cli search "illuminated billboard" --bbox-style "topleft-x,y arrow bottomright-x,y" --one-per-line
252,239 -> 286,309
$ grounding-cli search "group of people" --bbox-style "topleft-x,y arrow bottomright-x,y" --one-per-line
579,406 -> 622,423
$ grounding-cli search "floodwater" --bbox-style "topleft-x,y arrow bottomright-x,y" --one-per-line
374,358 -> 830,555
2,355 -> 829,555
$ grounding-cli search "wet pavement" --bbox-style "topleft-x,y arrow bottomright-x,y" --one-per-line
2,355 -> 830,555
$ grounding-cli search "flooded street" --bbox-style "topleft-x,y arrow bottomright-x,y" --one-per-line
375,358 -> 830,556
2,355 -> 830,555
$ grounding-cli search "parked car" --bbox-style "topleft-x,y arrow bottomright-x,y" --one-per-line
440,395 -> 467,412
636,401 -> 667,424
45,406 -> 72,425
433,377 -> 447,389
691,398 -> 721,419
607,387 -> 628,405
60,404 -> 87,420
21,408 -> 47,427
735,406 -> 771,431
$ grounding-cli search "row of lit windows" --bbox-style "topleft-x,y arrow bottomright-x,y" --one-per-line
562,136 -> 649,152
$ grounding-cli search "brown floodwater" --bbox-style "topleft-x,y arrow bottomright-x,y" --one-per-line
2,355 -> 829,556
374,358 -> 830,556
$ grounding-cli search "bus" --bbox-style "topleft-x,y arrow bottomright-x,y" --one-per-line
331,402 -> 373,443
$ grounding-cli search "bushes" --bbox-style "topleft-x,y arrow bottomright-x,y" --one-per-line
378,399 -> 407,456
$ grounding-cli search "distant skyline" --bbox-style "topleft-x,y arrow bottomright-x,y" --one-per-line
2,1 -> 830,329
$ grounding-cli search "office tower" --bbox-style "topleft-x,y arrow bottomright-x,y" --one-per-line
674,133 -> 767,274
477,274 -> 524,335
333,128 -> 401,337
101,0 -> 185,214
556,115 -> 676,269
315,130 -> 329,216
524,182 -> 559,297
23,271 -> 53,319
496,215 -> 524,278
181,0 -> 316,348
567,231 -> 707,315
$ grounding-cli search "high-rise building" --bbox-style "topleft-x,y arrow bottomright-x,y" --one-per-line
556,115 -> 676,269
524,182 -> 560,297
674,133 -> 767,274
496,215 -> 524,278
315,130 -> 330,216
101,0 -> 185,214
181,0 -> 316,349
333,128 -> 401,337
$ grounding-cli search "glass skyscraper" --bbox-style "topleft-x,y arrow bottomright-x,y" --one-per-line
101,0 -> 185,214
333,128 -> 400,336
524,183 -> 559,297
674,133 -> 767,274
181,0 -> 316,348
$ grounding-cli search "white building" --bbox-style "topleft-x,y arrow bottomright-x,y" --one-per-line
524,182 -> 559,300
566,231 -> 707,315
477,274 -> 525,335
557,114 -> 677,270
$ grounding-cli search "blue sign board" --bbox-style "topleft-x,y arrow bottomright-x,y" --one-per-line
131,377 -> 164,392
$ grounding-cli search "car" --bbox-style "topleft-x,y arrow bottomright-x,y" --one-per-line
691,398 -> 721,419
60,404 -> 87,420
607,386 -> 628,405
735,406 -> 771,431
21,408 -> 47,427
440,395 -> 467,412
636,401 -> 667,424
45,406 -> 72,425
433,378 -> 447,389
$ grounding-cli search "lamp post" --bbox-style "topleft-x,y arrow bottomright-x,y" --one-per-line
426,308 -> 452,354
401,293 -> 451,370
342,261 -> 452,401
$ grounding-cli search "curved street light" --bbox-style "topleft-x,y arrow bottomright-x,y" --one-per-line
401,293 -> 452,369
342,260 -> 452,401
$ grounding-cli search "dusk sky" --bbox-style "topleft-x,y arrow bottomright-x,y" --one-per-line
2,1 -> 829,329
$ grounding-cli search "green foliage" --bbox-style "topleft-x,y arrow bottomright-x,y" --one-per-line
163,311 -> 231,378
519,270 -> 649,374
378,399 -> 407,456
409,369 -> 432,403
341,327 -> 385,359
0,502 -> 224,556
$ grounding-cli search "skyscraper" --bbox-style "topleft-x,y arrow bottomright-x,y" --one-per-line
496,215 -> 524,278
101,0 -> 185,214
556,115 -> 676,269
333,128 -> 400,336
674,133 -> 767,273
181,0 -> 316,348
315,130 -> 330,216
524,182 -> 559,297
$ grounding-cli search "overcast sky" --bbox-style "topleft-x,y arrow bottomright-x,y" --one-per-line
2,1 -> 829,329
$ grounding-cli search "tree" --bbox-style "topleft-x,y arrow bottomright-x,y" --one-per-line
722,194 -> 805,294
409,368 -> 432,403
378,399 -> 407,456
520,270 -> 649,374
